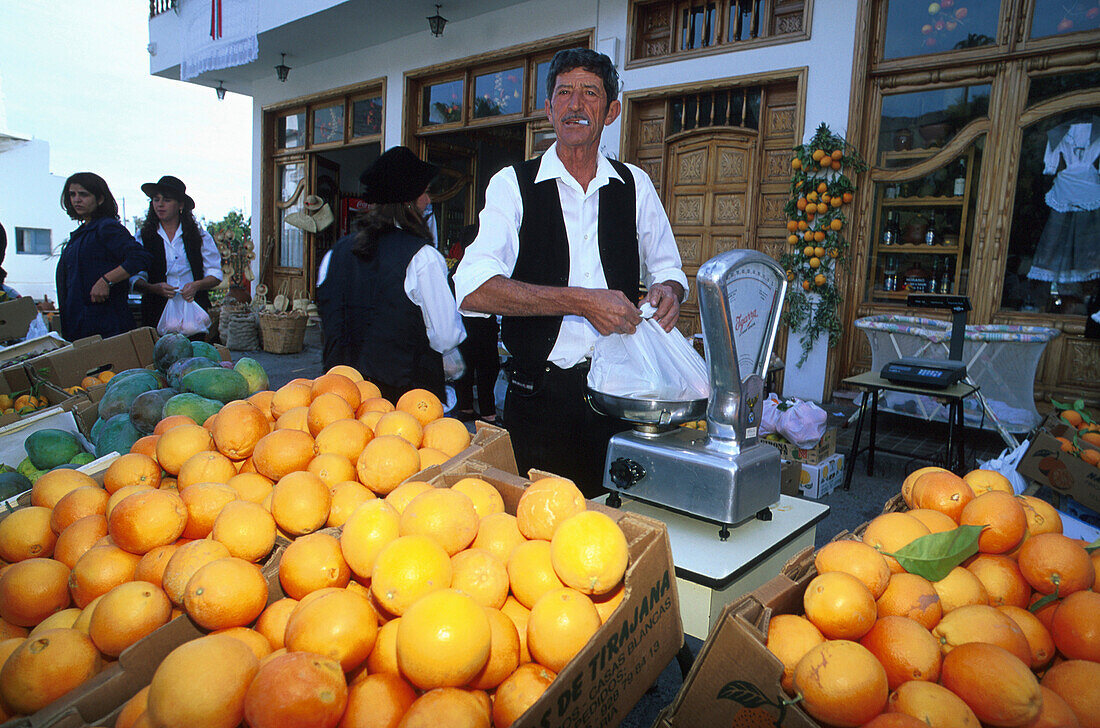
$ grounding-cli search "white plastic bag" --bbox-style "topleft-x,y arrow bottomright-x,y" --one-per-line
588,305 -> 709,400
23,313 -> 49,341
979,439 -> 1030,496
157,295 -> 211,337
760,393 -> 783,436
777,399 -> 827,448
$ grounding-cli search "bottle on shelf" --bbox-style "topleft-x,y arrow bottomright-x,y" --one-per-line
881,211 -> 900,246
953,157 -> 967,196
883,255 -> 899,292
903,260 -> 929,293
937,258 -> 953,294
924,210 -> 940,246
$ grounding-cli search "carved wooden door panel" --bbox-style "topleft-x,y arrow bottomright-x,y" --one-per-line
667,131 -> 756,337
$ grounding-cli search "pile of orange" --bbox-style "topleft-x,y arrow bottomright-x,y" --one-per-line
1053,405 -> 1100,470
766,465 -> 1100,728
0,391 -> 50,416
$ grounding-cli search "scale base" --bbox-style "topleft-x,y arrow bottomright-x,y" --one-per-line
601,428 -> 781,533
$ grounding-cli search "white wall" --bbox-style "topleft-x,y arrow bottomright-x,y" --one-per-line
0,138 -> 73,301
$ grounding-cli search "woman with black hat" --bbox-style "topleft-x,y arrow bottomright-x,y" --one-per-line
132,175 -> 222,337
316,146 -> 465,403
56,172 -> 150,341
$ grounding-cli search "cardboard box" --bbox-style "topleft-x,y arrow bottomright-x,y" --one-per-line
1016,427 -> 1100,514
0,366 -> 78,427
0,334 -> 71,372
445,421 -> 517,475
798,453 -> 844,500
0,407 -> 96,474
761,428 -> 837,465
27,328 -> 158,390
780,460 -> 802,497
0,297 -> 41,343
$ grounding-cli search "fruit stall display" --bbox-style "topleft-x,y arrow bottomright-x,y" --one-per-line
1050,399 -> 1100,469
0,351 -> 646,728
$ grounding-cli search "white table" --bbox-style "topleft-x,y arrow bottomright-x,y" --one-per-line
619,494 -> 828,639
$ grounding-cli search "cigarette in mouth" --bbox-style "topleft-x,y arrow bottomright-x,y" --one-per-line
572,119 -> 589,125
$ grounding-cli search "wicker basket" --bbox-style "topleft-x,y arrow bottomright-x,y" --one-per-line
258,311 -> 308,354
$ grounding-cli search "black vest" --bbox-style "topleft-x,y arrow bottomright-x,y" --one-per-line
316,230 -> 444,400
501,156 -> 639,371
140,226 -> 212,327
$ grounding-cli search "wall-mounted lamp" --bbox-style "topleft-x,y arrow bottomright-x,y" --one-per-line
215,81 -> 226,100
427,5 -> 447,37
275,53 -> 291,83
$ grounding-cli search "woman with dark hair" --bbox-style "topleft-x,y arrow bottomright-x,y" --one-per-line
316,146 -> 465,404
132,176 -> 222,337
55,172 -> 150,341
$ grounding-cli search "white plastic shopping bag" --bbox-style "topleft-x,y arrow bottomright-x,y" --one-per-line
760,393 -> 783,436
157,294 -> 211,337
588,304 -> 709,400
777,399 -> 827,448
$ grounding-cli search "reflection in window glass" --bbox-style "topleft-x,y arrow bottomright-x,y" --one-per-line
352,97 -> 383,137
877,84 -> 990,162
535,61 -> 550,109
883,0 -> 998,60
1031,0 -> 1100,38
422,79 -> 464,126
473,67 -> 523,119
1002,111 -> 1100,314
312,104 -> 345,145
681,3 -> 716,50
1029,70 -> 1100,107
278,163 -> 305,268
278,112 -> 305,148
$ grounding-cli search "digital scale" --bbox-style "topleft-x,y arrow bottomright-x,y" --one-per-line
587,250 -> 787,539
879,294 -> 971,389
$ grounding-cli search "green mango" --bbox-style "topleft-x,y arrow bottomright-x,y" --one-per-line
233,357 -> 269,396
180,368 -> 249,404
25,428 -> 83,470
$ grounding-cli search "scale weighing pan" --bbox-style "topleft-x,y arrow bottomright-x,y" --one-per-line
592,249 -> 787,538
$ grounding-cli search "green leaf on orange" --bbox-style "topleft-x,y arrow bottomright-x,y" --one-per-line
885,525 -> 984,582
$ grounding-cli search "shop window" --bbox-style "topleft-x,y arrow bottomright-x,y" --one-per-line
631,0 -> 805,63
1028,69 -> 1100,106
277,163 -> 306,269
881,0 -> 998,60
473,67 -> 524,119
422,79 -> 464,126
312,104 -> 345,145
680,2 -> 717,50
728,0 -> 762,42
1031,0 -> 1100,38
277,112 -> 305,149
15,228 -> 50,255
351,96 -> 383,137
534,60 -> 551,110
1001,110 -> 1100,315
669,87 -> 761,135
877,84 -> 991,166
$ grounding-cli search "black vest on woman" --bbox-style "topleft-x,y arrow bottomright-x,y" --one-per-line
501,156 -> 639,373
316,230 -> 444,401
139,227 -> 212,328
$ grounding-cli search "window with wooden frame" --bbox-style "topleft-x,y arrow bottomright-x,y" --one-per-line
630,0 -> 809,64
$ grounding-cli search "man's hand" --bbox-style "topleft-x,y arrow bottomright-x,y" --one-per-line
180,281 -> 200,302
150,282 -> 177,299
90,277 -> 110,303
642,281 -> 683,332
579,289 -> 643,336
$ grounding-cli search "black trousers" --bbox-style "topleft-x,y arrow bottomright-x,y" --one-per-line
502,361 -> 627,499
454,315 -> 500,416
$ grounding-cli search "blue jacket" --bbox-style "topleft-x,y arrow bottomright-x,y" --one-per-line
56,217 -> 150,341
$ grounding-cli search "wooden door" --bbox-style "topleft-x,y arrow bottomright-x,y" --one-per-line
667,130 -> 756,337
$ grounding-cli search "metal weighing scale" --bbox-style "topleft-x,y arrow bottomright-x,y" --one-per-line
587,249 -> 788,539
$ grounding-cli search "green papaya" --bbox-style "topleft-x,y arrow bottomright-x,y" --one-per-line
16,456 -> 46,484
99,375 -> 159,421
90,417 -> 105,442
180,368 -> 249,404
191,341 -> 221,363
167,356 -> 219,390
233,357 -> 269,396
130,388 -> 177,435
106,368 -> 161,393
95,414 -> 143,458
25,429 -> 83,470
162,392 -> 223,426
154,333 -> 193,373
69,452 -> 96,466
0,463 -> 15,475
0,471 -> 32,500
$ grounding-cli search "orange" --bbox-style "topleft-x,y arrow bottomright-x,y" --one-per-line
468,607 -> 521,691
154,414 -> 195,435
359,396 -> 396,416
88,580 -> 172,657
526,587 -> 600,673
962,469 -> 1014,496
1050,589 -> 1100,662
341,672 -> 417,728
210,400 -> 270,460
146,633 -> 259,728
106,484 -> 154,520
226,472 -> 274,504
0,618 -> 27,641
997,604 -> 1055,670
492,663 -> 556,728
813,538 -> 892,599
592,583 -> 625,624
355,379 -> 382,401
940,641 -> 1042,727
68,544 -> 140,608
876,572 -> 942,629
901,466 -> 949,507
161,538 -> 232,606
71,595 -> 101,635
450,548 -> 510,609
50,487 -> 109,535
397,687 -> 488,728
384,480 -> 434,514
155,423 -> 216,476
861,714 -> 933,728
367,617 -> 401,675
134,542 -> 181,587
340,498 -> 401,581
211,499 -> 278,563
765,613 -> 825,695
308,392 -> 356,437
930,603 -> 1031,663
1019,495 -> 1063,536
0,628 -> 102,714
549,510 -> 628,596
114,685 -> 150,728
208,626 -> 273,662
450,478 -> 505,518
275,406 -> 309,432
792,640 -> 888,728
326,364 -> 364,382
931,566 -> 989,613
396,388 -> 445,427
516,476 -> 587,541
885,680 -> 979,727
500,596 -> 532,664
421,418 -> 472,458
308,452 -> 358,487
912,470 -> 974,522
1018,532 -> 1095,596
278,532 -> 351,600
108,488 -> 188,555
1059,408 -> 1085,427
247,390 -> 276,420
1041,659 -> 1100,728
315,418 -> 373,462
861,512 -> 931,573
269,381 -> 312,420
357,435 -> 421,495
1031,591 -> 1061,631
359,409 -> 385,431
399,488 -> 479,556
284,588 -> 378,672
0,505 -> 57,562
396,588 -> 491,689
326,479 -> 374,528
182,556 -> 268,630
31,468 -> 98,508
1029,685 -> 1084,728
178,482 -> 239,540
966,553 -> 1031,608
905,508 -> 958,534
271,470 -> 331,537
254,597 -> 299,651
131,434 -> 160,459
473,512 -> 525,564
507,539 -> 566,610
0,557 -> 71,627
28,607 -> 80,636
370,534 -> 453,617
959,491 -> 1028,554
859,615 -> 941,690
252,429 -> 317,481
311,372 -> 362,408
373,410 -> 424,448
802,571 -> 878,640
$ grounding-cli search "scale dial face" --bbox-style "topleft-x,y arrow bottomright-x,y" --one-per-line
724,261 -> 784,379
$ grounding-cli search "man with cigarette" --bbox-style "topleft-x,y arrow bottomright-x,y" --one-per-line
453,47 -> 687,496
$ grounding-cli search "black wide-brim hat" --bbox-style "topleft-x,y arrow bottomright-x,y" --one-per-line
359,146 -> 439,204
141,175 -> 195,211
